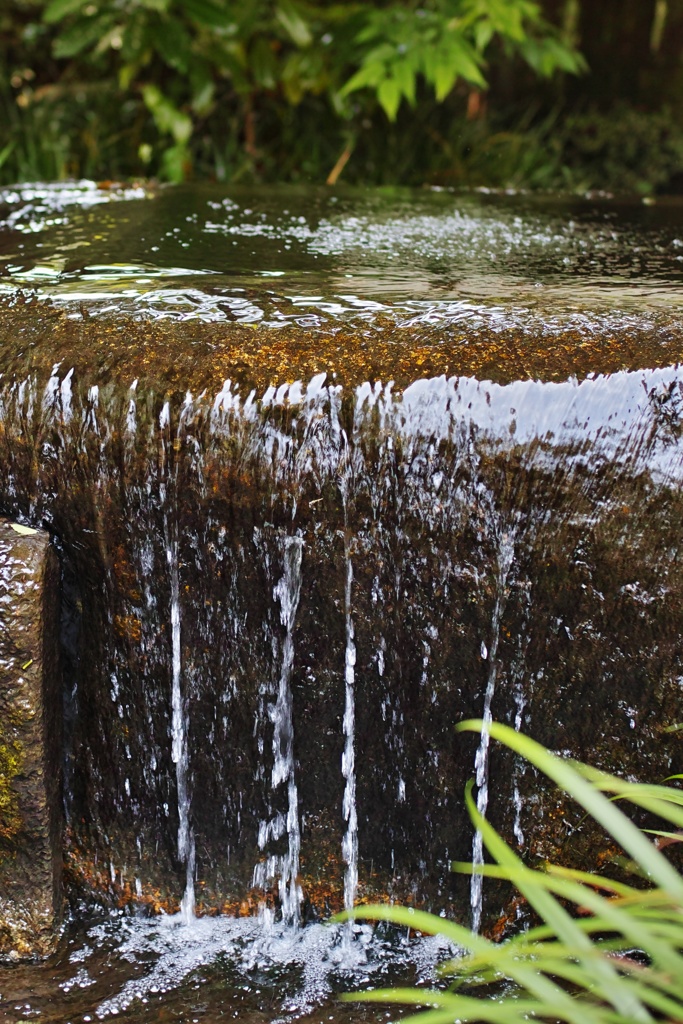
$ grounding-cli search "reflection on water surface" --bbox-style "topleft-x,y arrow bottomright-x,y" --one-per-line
1,181 -> 683,334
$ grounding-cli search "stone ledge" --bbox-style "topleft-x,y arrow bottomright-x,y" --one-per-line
0,519 -> 61,958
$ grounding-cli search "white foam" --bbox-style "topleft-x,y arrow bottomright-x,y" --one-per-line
90,913 -> 459,1020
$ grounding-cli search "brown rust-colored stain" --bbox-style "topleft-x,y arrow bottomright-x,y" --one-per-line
66,830 -> 427,921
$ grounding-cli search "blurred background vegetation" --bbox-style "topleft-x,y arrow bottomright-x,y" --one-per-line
2,0 -> 683,193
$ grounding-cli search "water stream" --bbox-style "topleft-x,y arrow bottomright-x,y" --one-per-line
254,535 -> 305,928
470,527 -> 516,934
341,547 -> 359,927
163,397 -> 196,924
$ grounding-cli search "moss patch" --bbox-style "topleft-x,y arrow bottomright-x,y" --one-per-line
0,728 -> 23,848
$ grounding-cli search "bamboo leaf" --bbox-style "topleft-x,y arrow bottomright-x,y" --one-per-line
377,77 -> 401,120
275,1 -> 312,47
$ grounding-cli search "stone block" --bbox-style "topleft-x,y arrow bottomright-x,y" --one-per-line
0,520 -> 61,958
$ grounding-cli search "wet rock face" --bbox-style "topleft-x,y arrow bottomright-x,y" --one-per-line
0,520 -> 61,958
6,184 -> 683,931
0,366 -> 681,927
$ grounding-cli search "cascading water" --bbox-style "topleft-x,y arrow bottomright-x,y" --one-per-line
2,361 -> 682,930
254,535 -> 304,928
162,397 -> 196,924
168,536 -> 196,924
470,527 -> 516,934
341,547 -> 359,923
5,183 -> 683,1020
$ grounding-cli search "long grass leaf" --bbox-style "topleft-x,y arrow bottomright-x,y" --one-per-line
464,781 -> 655,1022
544,864 -> 648,896
341,902 -> 607,1024
457,720 -> 683,901
616,978 -> 683,1019
456,861 -> 683,973
334,903 -> 493,952
346,988 -> 589,1022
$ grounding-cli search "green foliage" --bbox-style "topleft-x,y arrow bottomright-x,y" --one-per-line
557,106 -> 683,196
0,0 -> 584,183
2,1 -> 681,192
340,721 -> 683,1024
341,0 -> 584,121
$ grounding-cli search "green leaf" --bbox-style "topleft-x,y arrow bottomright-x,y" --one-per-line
160,142 -> 190,182
474,19 -> 494,51
119,12 -> 150,64
275,1 -> 312,48
191,75 -> 215,115
0,140 -> 15,170
457,720 -> 683,901
142,84 -> 192,144
464,782 -> 653,1023
459,859 -> 683,977
343,723 -> 683,1024
378,76 -> 401,120
347,988 -> 564,1023
339,60 -> 386,96
183,0 -> 228,29
53,15 -> 111,57
430,57 -> 457,102
336,903 -> 605,1020
518,36 -> 586,77
43,0 -> 89,25
394,54 -> 418,106
154,16 -> 192,73
249,36 -> 278,90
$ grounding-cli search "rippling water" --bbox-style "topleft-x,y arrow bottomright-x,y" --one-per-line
1,181 -> 683,333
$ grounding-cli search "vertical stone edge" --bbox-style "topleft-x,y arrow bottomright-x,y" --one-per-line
0,521 -> 62,959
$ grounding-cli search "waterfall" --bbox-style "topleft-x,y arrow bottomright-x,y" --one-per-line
169,538 -> 195,923
2,357 -> 680,926
341,548 -> 358,922
470,529 -> 516,934
512,687 -> 527,848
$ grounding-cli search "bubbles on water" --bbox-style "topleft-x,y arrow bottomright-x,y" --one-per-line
85,913 -> 457,1020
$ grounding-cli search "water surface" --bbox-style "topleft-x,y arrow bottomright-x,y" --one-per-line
1,181 -> 683,338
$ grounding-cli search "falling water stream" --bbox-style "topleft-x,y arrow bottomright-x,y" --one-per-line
3,182 -> 683,1021
341,548 -> 359,927
254,535 -> 305,927
168,537 -> 196,926
163,397 -> 196,925
470,528 -> 516,934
